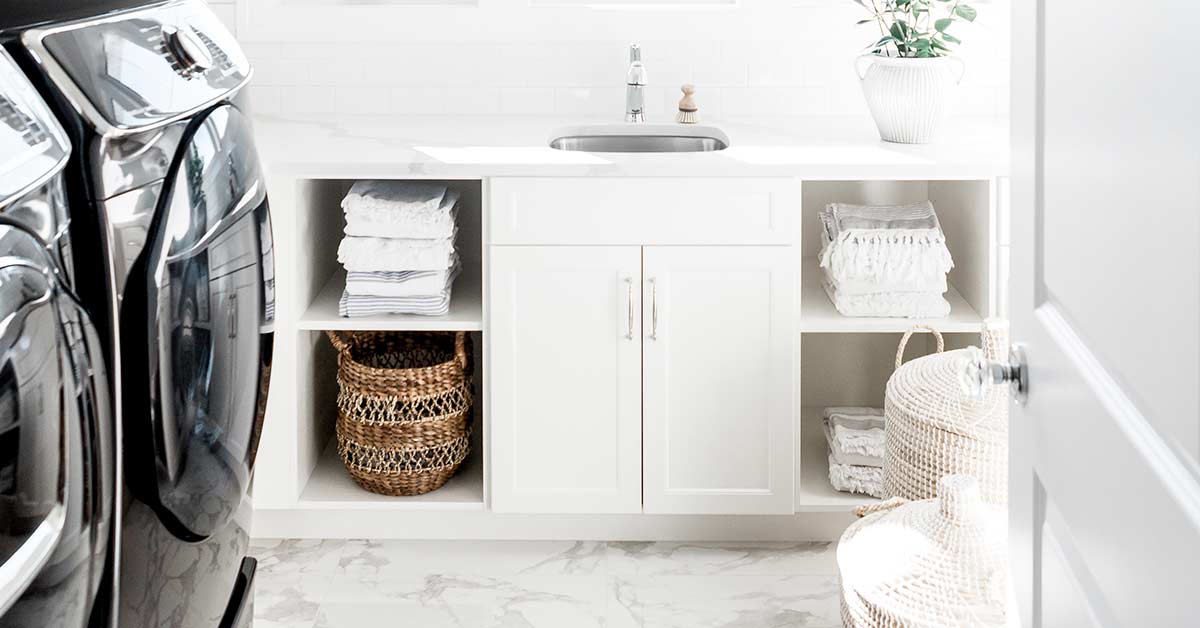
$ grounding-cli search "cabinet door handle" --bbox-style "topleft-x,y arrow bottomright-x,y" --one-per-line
648,277 -> 658,341
624,277 -> 635,340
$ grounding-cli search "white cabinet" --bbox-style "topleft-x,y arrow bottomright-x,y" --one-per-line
642,247 -> 797,514
489,244 -> 797,515
488,246 -> 643,514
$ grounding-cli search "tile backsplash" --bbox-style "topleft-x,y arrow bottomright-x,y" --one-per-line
206,0 -> 1010,119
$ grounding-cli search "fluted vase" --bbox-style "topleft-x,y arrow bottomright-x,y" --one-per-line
856,54 -> 965,144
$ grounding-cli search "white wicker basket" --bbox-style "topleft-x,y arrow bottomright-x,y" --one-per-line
883,320 -> 1009,505
838,475 -> 1008,627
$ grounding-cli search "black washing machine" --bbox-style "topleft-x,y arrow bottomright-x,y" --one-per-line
2,1 -> 275,627
0,47 -> 113,628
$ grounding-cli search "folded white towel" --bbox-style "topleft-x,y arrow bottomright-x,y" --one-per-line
828,455 -> 884,498
338,290 -> 452,317
337,235 -> 457,273
822,277 -> 951,318
823,407 -> 886,467
819,201 -> 954,286
344,189 -> 460,240
821,230 -> 948,295
342,180 -> 448,215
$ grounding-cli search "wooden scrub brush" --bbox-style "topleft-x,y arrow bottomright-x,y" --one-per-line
676,84 -> 699,124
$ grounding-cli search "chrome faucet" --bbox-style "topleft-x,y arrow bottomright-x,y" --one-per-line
625,44 -> 647,123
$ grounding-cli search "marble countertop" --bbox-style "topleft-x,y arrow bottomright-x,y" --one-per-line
253,114 -> 1009,180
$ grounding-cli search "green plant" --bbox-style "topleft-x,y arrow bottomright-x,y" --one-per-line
855,0 -> 977,58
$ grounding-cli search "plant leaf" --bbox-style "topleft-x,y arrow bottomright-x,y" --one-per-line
954,5 -> 978,21
941,32 -> 962,44
935,17 -> 954,32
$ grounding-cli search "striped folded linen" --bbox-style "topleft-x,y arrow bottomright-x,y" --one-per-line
344,263 -> 460,298
337,235 -> 457,272
338,290 -> 452,317
344,189 -> 460,240
822,407 -> 885,468
821,276 -> 950,318
819,201 -> 954,287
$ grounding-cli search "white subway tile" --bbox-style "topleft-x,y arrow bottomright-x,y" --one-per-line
692,41 -> 747,87
334,86 -> 393,115
554,87 -> 623,116
499,88 -> 556,115
390,88 -> 449,115
280,86 -> 335,114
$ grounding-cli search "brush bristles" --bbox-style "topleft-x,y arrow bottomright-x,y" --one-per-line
675,110 -> 700,124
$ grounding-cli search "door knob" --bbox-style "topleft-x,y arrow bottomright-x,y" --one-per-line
963,344 -> 1029,405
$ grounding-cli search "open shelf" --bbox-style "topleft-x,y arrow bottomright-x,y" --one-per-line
796,406 -> 881,512
298,269 -> 483,331
799,261 -> 983,333
298,439 -> 485,511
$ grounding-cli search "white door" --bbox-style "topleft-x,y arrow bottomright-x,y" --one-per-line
489,246 -> 643,513
642,246 -> 796,514
1009,2 -> 1200,626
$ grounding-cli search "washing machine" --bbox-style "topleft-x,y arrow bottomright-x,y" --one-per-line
2,1 -> 275,626
0,46 -> 113,628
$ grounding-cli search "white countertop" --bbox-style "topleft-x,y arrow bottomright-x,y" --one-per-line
253,114 -> 1009,180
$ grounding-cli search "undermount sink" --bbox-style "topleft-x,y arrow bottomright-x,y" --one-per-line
548,123 -> 730,153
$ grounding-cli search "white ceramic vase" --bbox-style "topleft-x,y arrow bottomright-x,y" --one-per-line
856,54 -> 965,144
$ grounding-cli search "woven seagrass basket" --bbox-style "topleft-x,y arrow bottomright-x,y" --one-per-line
327,330 -> 472,496
839,476 -> 1008,628
883,320 -> 1009,505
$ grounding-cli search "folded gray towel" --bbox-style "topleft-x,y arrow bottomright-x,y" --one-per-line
823,407 -> 886,468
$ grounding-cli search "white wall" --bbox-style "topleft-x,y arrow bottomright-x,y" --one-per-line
206,0 -> 1009,119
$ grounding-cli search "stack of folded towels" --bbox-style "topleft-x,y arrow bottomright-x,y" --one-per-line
336,181 -> 460,317
824,407 -> 886,498
818,201 -> 954,318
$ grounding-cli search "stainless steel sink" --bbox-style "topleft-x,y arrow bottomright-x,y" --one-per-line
548,123 -> 730,153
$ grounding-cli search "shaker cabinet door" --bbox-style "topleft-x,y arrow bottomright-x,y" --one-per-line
488,246 -> 643,513
641,246 -> 797,515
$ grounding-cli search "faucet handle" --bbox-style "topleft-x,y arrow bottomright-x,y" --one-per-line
629,43 -> 642,64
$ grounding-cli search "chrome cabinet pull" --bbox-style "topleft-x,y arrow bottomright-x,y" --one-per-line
624,277 -> 634,340
648,277 -> 658,341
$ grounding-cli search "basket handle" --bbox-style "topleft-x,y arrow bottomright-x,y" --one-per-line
454,331 -> 469,371
855,497 -> 908,518
326,330 -> 355,355
895,325 -> 945,370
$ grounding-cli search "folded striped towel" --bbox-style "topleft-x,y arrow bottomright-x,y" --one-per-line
344,263 -> 460,298
819,201 -> 954,286
822,407 -> 886,467
338,291 -> 452,317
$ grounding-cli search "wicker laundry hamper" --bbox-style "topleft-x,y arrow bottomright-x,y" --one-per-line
327,330 -> 472,496
883,320 -> 1009,505
838,475 -> 1008,628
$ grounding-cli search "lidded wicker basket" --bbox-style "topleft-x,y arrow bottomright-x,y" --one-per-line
327,330 -> 472,496
883,320 -> 1009,505
838,475 -> 1008,628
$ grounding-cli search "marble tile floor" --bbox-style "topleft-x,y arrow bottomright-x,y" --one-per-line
250,539 -> 844,628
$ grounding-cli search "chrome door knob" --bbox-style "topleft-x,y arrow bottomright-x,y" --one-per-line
162,25 -> 213,76
963,344 -> 1030,404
